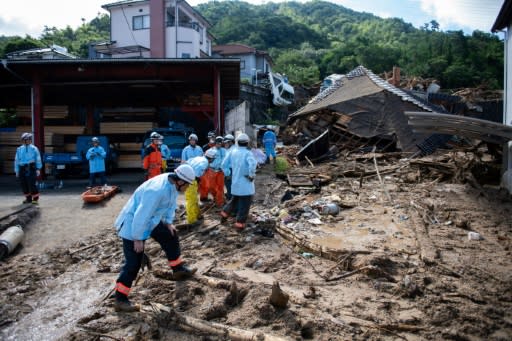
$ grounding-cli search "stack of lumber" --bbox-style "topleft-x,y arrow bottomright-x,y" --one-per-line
100,122 -> 155,134
201,94 -> 214,106
0,131 -> 65,174
102,107 -> 156,120
16,125 -> 84,135
15,105 -> 69,119
118,142 -> 141,152
118,154 -> 142,169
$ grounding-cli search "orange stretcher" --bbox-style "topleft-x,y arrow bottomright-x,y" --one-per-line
81,185 -> 119,203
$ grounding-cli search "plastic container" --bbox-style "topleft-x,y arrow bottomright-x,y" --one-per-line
321,203 -> 340,215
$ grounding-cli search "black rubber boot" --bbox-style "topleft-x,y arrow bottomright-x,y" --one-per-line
114,291 -> 140,312
171,264 -> 197,280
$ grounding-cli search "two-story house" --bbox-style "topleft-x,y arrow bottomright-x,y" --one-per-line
212,44 -> 273,84
95,0 -> 212,58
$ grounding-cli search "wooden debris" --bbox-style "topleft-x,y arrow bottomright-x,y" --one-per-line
147,302 -> 290,341
269,281 -> 289,308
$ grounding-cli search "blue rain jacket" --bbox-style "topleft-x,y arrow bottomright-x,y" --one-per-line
114,173 -> 178,241
262,130 -> 276,147
187,156 -> 209,178
181,144 -> 203,162
210,147 -> 226,171
160,144 -> 171,159
14,144 -> 42,174
221,146 -> 257,196
86,146 -> 106,173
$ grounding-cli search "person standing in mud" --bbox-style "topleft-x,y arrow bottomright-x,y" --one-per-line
181,133 -> 203,163
222,134 -> 235,200
143,132 -> 163,180
85,137 -> 107,188
262,128 -> 277,164
14,133 -> 42,205
113,164 -> 197,312
220,133 -> 257,230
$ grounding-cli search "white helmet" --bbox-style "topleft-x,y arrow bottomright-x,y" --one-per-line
205,148 -> 217,159
189,133 -> 198,141
150,132 -> 161,139
175,164 -> 195,184
21,132 -> 33,140
224,134 -> 235,142
91,137 -> 99,143
236,133 -> 250,143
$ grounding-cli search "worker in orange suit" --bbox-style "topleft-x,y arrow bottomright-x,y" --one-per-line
199,148 -> 217,204
143,132 -> 163,180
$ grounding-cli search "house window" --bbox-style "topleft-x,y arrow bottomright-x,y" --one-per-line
240,60 -> 245,70
133,15 -> 150,30
181,53 -> 191,58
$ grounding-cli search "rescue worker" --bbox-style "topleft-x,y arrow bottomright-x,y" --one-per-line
181,133 -> 203,163
185,151 -> 216,224
86,137 -> 107,188
207,136 -> 226,207
202,131 -> 216,151
113,164 -> 197,312
262,128 -> 277,164
159,136 -> 171,172
220,133 -> 257,230
223,134 -> 235,200
143,132 -> 163,180
14,132 -> 42,204
199,148 -> 218,203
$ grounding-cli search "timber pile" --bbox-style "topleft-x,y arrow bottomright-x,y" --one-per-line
118,154 -> 142,169
101,107 -> 156,120
0,131 -> 65,174
16,125 -> 84,135
15,105 -> 69,119
100,122 -> 155,134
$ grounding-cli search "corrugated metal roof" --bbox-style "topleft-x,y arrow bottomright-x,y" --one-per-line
290,65 -> 441,119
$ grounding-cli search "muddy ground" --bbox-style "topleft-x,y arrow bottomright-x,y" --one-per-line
0,148 -> 512,341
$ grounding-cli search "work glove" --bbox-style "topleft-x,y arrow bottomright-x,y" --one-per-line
245,175 -> 254,182
36,170 -> 41,177
225,175 -> 231,181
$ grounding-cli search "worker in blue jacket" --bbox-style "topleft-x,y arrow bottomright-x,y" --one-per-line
14,132 -> 42,204
222,134 -> 235,200
220,133 -> 257,230
86,137 -> 107,188
113,164 -> 197,312
262,128 -> 277,164
181,133 -> 203,163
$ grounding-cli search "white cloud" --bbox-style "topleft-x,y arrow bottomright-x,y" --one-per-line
1,0 -> 108,37
418,0 -> 503,31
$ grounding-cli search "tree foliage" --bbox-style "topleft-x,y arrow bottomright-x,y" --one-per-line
0,1 -> 503,90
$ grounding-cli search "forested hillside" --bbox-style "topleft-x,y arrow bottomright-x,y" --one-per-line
197,1 -> 503,89
0,0 -> 503,89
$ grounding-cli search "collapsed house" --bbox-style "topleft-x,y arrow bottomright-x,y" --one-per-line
284,65 -> 512,163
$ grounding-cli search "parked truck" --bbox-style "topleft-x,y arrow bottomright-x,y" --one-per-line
43,135 -> 118,178
141,123 -> 194,172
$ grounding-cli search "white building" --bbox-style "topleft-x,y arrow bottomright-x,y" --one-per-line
492,0 -> 512,191
97,0 -> 213,58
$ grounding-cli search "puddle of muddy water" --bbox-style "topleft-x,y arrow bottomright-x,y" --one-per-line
0,265 -> 112,341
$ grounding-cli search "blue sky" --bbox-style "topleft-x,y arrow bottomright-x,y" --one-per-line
0,0 -> 505,38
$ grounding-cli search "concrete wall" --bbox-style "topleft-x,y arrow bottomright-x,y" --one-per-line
225,101 -> 251,137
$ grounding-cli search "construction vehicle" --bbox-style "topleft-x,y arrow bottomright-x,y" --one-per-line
43,135 -> 118,179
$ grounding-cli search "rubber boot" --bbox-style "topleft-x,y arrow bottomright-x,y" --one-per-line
22,195 -> 32,204
114,291 -> 140,312
171,264 -> 197,280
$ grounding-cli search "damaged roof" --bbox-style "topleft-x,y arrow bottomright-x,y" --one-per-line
290,65 -> 441,119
